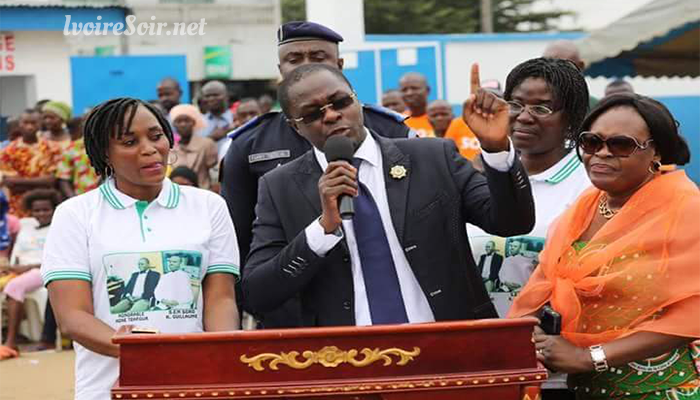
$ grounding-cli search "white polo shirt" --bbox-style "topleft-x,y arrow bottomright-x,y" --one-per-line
467,150 -> 591,316
467,150 -> 590,390
41,177 -> 240,400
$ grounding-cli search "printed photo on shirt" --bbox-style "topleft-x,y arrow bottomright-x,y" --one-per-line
104,250 -> 202,315
470,234 -> 544,317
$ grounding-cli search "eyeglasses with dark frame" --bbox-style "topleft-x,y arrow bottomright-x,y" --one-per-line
578,131 -> 654,158
506,101 -> 554,118
291,92 -> 357,124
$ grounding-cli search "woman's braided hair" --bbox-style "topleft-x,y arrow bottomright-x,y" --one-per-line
83,97 -> 173,177
504,57 -> 590,146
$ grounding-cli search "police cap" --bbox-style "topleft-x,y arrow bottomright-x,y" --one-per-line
277,21 -> 344,46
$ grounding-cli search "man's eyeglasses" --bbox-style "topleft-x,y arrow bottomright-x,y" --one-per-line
578,132 -> 654,158
507,101 -> 554,118
292,92 -> 357,124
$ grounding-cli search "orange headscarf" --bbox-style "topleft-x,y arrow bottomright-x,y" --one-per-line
508,170 -> 700,347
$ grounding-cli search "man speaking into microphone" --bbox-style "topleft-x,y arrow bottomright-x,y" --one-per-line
242,64 -> 535,327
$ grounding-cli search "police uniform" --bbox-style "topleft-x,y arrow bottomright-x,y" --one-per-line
220,21 -> 411,328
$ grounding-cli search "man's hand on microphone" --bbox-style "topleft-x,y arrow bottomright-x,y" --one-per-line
318,161 -> 358,234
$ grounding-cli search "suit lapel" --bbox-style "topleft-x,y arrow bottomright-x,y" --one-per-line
293,150 -> 323,216
376,135 -> 411,244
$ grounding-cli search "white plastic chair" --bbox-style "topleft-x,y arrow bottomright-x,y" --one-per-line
0,288 -> 62,350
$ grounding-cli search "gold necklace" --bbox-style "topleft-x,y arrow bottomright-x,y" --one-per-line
598,195 -> 618,219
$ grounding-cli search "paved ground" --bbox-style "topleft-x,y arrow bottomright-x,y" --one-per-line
0,350 -> 74,400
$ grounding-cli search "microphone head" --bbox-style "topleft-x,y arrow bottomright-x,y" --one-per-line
324,135 -> 355,163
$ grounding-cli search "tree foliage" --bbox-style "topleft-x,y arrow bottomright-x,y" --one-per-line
282,0 -> 572,33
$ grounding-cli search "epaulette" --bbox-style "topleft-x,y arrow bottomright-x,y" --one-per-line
363,103 -> 408,123
227,111 -> 280,141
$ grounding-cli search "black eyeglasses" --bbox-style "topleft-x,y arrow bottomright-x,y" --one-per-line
292,92 -> 357,124
507,101 -> 554,118
578,132 -> 654,157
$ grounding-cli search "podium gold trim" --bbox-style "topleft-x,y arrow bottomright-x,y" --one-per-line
240,345 -> 421,371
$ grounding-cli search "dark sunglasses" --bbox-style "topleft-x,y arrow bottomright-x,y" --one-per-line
578,132 -> 654,157
291,92 -> 357,124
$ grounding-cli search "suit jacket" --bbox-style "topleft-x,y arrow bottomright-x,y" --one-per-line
243,133 -> 535,327
124,270 -> 160,303
478,253 -> 504,282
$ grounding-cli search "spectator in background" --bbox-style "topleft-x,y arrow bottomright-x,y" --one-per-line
56,135 -> 100,199
400,72 -> 434,137
170,104 -> 217,190
67,117 -> 83,141
169,166 -> 199,187
481,79 -> 504,98
156,77 -> 182,118
604,79 -> 634,97
234,98 -> 262,127
200,80 -> 234,159
0,109 -> 61,217
426,100 -> 453,138
1,117 -> 22,150
258,94 -> 275,114
0,189 -> 61,358
40,101 -> 73,149
381,89 -> 407,114
542,40 -> 599,109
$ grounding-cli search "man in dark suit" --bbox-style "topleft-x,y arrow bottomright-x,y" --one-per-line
110,258 -> 160,313
478,241 -> 504,291
242,63 -> 535,326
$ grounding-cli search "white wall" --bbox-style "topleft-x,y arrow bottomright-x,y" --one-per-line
307,0 -> 365,46
65,0 -> 281,81
0,31 -> 73,111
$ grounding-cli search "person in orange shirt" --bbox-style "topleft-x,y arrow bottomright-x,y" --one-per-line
426,100 -> 453,138
400,72 -> 434,137
445,116 -> 481,161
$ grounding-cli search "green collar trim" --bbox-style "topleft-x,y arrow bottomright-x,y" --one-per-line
99,178 -> 180,210
546,155 -> 582,184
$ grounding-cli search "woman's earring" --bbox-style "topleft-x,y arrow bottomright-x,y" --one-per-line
104,164 -> 114,177
648,160 -> 662,174
167,152 -> 179,166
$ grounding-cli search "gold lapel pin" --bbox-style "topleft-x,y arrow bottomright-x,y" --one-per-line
390,165 -> 407,179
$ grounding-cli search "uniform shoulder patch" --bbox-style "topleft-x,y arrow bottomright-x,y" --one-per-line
363,104 -> 408,123
228,112 -> 280,141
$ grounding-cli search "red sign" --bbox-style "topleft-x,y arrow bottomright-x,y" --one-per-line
0,34 -> 16,72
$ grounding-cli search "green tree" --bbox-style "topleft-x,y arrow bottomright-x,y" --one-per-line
281,0 -> 572,33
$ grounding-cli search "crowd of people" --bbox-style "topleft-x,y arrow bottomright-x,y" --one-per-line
0,19 -> 696,400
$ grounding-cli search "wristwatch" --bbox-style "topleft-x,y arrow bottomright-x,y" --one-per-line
589,344 -> 609,372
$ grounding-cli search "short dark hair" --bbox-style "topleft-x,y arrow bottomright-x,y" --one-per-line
169,166 -> 199,187
504,57 -> 589,144
22,189 -> 62,212
277,63 -> 354,119
83,97 -> 174,177
577,94 -> 690,165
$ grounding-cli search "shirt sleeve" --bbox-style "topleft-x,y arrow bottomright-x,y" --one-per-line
41,201 -> 92,285
480,139 -> 516,172
205,193 -> 241,279
305,218 -> 343,257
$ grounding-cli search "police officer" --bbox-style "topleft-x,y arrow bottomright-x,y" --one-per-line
221,21 -> 411,329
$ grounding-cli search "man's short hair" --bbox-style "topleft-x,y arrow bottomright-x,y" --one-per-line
278,64 -> 354,119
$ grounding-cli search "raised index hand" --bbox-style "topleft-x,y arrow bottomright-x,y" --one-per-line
462,63 -> 510,152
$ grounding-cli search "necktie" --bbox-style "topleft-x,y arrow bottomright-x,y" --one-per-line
351,158 -> 409,324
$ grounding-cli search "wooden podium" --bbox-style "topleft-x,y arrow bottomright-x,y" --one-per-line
112,318 -> 546,400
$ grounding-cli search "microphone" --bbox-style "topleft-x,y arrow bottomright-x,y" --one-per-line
324,135 -> 356,220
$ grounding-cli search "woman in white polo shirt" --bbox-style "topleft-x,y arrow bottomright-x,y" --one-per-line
40,97 -> 240,400
467,58 -> 592,400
